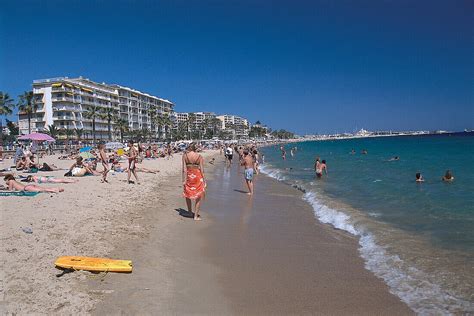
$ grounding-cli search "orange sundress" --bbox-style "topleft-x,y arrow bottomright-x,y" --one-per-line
183,156 -> 206,199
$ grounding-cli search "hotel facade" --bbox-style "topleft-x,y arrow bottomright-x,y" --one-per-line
19,77 -> 174,140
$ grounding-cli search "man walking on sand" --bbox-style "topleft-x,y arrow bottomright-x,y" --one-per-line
241,149 -> 255,195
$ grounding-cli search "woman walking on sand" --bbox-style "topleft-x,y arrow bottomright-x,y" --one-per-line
183,143 -> 206,221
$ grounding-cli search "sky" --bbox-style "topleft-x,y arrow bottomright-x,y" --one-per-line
1,0 -> 473,134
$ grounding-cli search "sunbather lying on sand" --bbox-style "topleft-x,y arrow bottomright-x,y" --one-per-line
4,174 -> 64,193
111,162 -> 159,174
39,162 -> 61,171
24,175 -> 78,184
65,157 -> 100,177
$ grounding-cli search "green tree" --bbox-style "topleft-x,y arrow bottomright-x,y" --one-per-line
153,114 -> 164,141
161,114 -> 173,140
17,91 -> 37,134
74,128 -> 84,142
0,92 -> 14,125
83,105 -> 102,143
187,113 -> 196,140
101,107 -> 118,141
176,121 -> 188,141
113,118 -> 129,143
6,119 -> 19,136
46,125 -> 60,139
62,128 -> 74,149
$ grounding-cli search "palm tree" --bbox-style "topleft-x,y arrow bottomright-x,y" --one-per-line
17,91 -> 37,134
113,118 -> 129,143
211,117 -> 222,137
0,92 -> 14,126
46,125 -> 60,139
187,113 -> 196,140
177,121 -> 188,140
161,115 -> 173,140
101,106 -> 117,141
62,128 -> 74,149
153,115 -> 164,140
74,128 -> 84,142
149,110 -> 157,139
83,105 -> 101,143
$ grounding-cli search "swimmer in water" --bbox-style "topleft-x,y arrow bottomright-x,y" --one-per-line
361,149 -> 368,155
389,156 -> 400,161
350,149 -> 356,154
416,173 -> 425,182
442,170 -> 454,182
316,159 -> 328,178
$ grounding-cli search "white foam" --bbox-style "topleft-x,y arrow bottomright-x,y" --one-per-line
303,191 -> 474,315
259,164 -> 287,181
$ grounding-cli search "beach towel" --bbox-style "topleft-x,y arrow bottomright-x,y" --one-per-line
0,191 -> 39,197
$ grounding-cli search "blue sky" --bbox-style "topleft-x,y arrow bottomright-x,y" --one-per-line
1,0 -> 472,134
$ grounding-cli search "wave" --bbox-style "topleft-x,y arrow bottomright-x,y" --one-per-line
260,163 -> 474,315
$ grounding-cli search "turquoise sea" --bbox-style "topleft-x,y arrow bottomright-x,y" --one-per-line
260,133 -> 474,314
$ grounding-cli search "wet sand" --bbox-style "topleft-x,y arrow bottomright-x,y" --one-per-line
92,158 -> 412,315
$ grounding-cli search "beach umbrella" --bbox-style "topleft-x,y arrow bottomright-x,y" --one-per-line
79,146 -> 93,153
18,133 -> 55,142
79,151 -> 95,160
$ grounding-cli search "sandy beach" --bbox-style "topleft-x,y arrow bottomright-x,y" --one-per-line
1,149 -> 412,315
0,150 -> 218,314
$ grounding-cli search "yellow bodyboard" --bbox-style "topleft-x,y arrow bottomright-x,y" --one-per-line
55,256 -> 132,273
117,148 -> 124,156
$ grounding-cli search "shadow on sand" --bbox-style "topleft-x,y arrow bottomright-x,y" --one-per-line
234,189 -> 250,194
174,208 -> 194,218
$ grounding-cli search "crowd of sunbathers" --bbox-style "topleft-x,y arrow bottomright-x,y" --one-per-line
0,141 -> 194,194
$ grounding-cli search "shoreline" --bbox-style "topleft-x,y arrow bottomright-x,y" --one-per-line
91,156 -> 412,314
2,149 -> 412,314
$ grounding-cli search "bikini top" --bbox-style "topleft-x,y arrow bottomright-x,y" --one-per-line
184,153 -> 200,167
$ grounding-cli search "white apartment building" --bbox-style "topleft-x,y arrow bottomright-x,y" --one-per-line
19,77 -> 174,140
112,85 -> 174,133
172,112 -> 216,130
216,115 -> 250,139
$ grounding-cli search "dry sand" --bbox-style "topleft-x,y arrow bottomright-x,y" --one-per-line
0,150 -> 218,314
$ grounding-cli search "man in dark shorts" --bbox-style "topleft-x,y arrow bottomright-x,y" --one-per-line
225,145 -> 233,166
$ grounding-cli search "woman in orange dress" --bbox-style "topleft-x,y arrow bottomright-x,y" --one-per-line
182,143 -> 206,220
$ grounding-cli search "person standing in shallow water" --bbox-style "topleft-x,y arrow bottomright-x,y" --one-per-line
182,143 -> 206,221
241,150 -> 255,195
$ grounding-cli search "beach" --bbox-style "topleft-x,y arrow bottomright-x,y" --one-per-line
0,150 -> 219,314
1,148 -> 412,314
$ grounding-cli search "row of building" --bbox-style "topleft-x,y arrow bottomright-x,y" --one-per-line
19,76 -> 252,140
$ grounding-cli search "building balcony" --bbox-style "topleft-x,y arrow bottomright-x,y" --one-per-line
53,115 -> 75,121
53,105 -> 79,112
52,96 -> 75,103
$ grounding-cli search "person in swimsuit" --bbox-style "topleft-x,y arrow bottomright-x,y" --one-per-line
16,157 -> 27,170
253,149 -> 260,174
225,146 -> 233,166
315,157 -> 328,178
127,141 -> 139,184
280,146 -> 286,160
4,174 -> 64,193
416,173 -> 425,182
241,150 -> 255,195
67,156 -> 98,177
182,143 -> 206,221
442,170 -> 454,182
25,175 -> 77,184
98,143 -> 110,183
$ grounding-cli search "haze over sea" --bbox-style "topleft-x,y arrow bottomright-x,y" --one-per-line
260,133 -> 474,314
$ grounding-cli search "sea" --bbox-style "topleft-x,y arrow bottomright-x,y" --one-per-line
259,133 -> 474,314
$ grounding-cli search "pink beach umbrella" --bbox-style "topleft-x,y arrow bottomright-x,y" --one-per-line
18,132 -> 55,142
